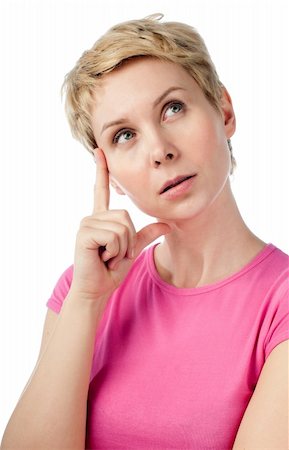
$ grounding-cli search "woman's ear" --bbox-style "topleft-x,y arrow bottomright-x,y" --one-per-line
110,177 -> 126,195
220,87 -> 236,139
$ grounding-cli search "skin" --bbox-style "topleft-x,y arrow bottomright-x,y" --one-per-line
91,57 -> 265,288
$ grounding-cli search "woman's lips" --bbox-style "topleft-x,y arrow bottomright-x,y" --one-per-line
160,175 -> 197,199
159,174 -> 196,194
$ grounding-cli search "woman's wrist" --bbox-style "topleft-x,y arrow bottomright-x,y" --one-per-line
63,287 -> 110,316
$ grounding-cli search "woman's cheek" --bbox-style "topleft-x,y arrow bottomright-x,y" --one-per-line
109,168 -> 132,196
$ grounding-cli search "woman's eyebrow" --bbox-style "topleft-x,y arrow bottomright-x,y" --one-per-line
101,118 -> 127,135
100,86 -> 186,135
152,86 -> 186,108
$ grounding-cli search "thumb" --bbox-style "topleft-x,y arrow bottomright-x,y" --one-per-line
134,222 -> 171,257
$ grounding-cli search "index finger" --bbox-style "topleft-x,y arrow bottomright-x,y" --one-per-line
93,148 -> 110,213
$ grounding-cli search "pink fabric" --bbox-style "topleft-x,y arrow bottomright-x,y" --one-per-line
47,243 -> 289,449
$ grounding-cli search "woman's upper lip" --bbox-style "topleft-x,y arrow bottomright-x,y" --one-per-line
159,174 -> 197,194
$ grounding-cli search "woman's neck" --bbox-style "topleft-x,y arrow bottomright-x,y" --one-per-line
154,184 -> 266,288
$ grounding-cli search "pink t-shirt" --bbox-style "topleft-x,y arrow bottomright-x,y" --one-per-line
47,243 -> 289,449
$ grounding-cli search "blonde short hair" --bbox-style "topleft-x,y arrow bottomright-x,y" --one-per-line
61,13 -> 236,170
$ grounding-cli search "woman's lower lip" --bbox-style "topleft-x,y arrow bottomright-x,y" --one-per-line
160,175 -> 196,199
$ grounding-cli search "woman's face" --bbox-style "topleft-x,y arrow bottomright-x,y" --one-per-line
90,57 -> 236,222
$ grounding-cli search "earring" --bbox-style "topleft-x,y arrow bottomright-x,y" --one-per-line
227,139 -> 236,176
227,138 -> 233,154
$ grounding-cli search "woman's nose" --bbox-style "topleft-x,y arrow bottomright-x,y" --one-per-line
153,152 -> 175,167
147,130 -> 178,167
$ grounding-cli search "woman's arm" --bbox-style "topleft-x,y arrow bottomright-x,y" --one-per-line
1,291 -> 109,449
1,149 -> 170,449
232,339 -> 289,449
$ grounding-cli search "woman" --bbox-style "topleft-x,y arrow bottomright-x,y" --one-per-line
2,13 -> 288,449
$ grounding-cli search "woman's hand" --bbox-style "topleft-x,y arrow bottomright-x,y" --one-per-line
70,148 -> 171,301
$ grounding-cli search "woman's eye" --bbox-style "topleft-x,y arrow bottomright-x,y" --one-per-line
113,129 -> 135,144
164,101 -> 184,119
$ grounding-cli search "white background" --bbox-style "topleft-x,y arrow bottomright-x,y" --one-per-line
0,0 -> 288,437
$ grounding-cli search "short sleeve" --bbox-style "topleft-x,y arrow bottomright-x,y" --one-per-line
264,270 -> 289,360
46,265 -> 74,314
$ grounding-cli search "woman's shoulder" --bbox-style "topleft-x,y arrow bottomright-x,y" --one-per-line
46,264 -> 74,314
267,244 -> 289,276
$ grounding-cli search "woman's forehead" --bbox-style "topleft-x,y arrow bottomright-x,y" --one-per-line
92,58 -> 198,106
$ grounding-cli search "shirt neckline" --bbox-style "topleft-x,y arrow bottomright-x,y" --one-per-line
146,242 -> 276,295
